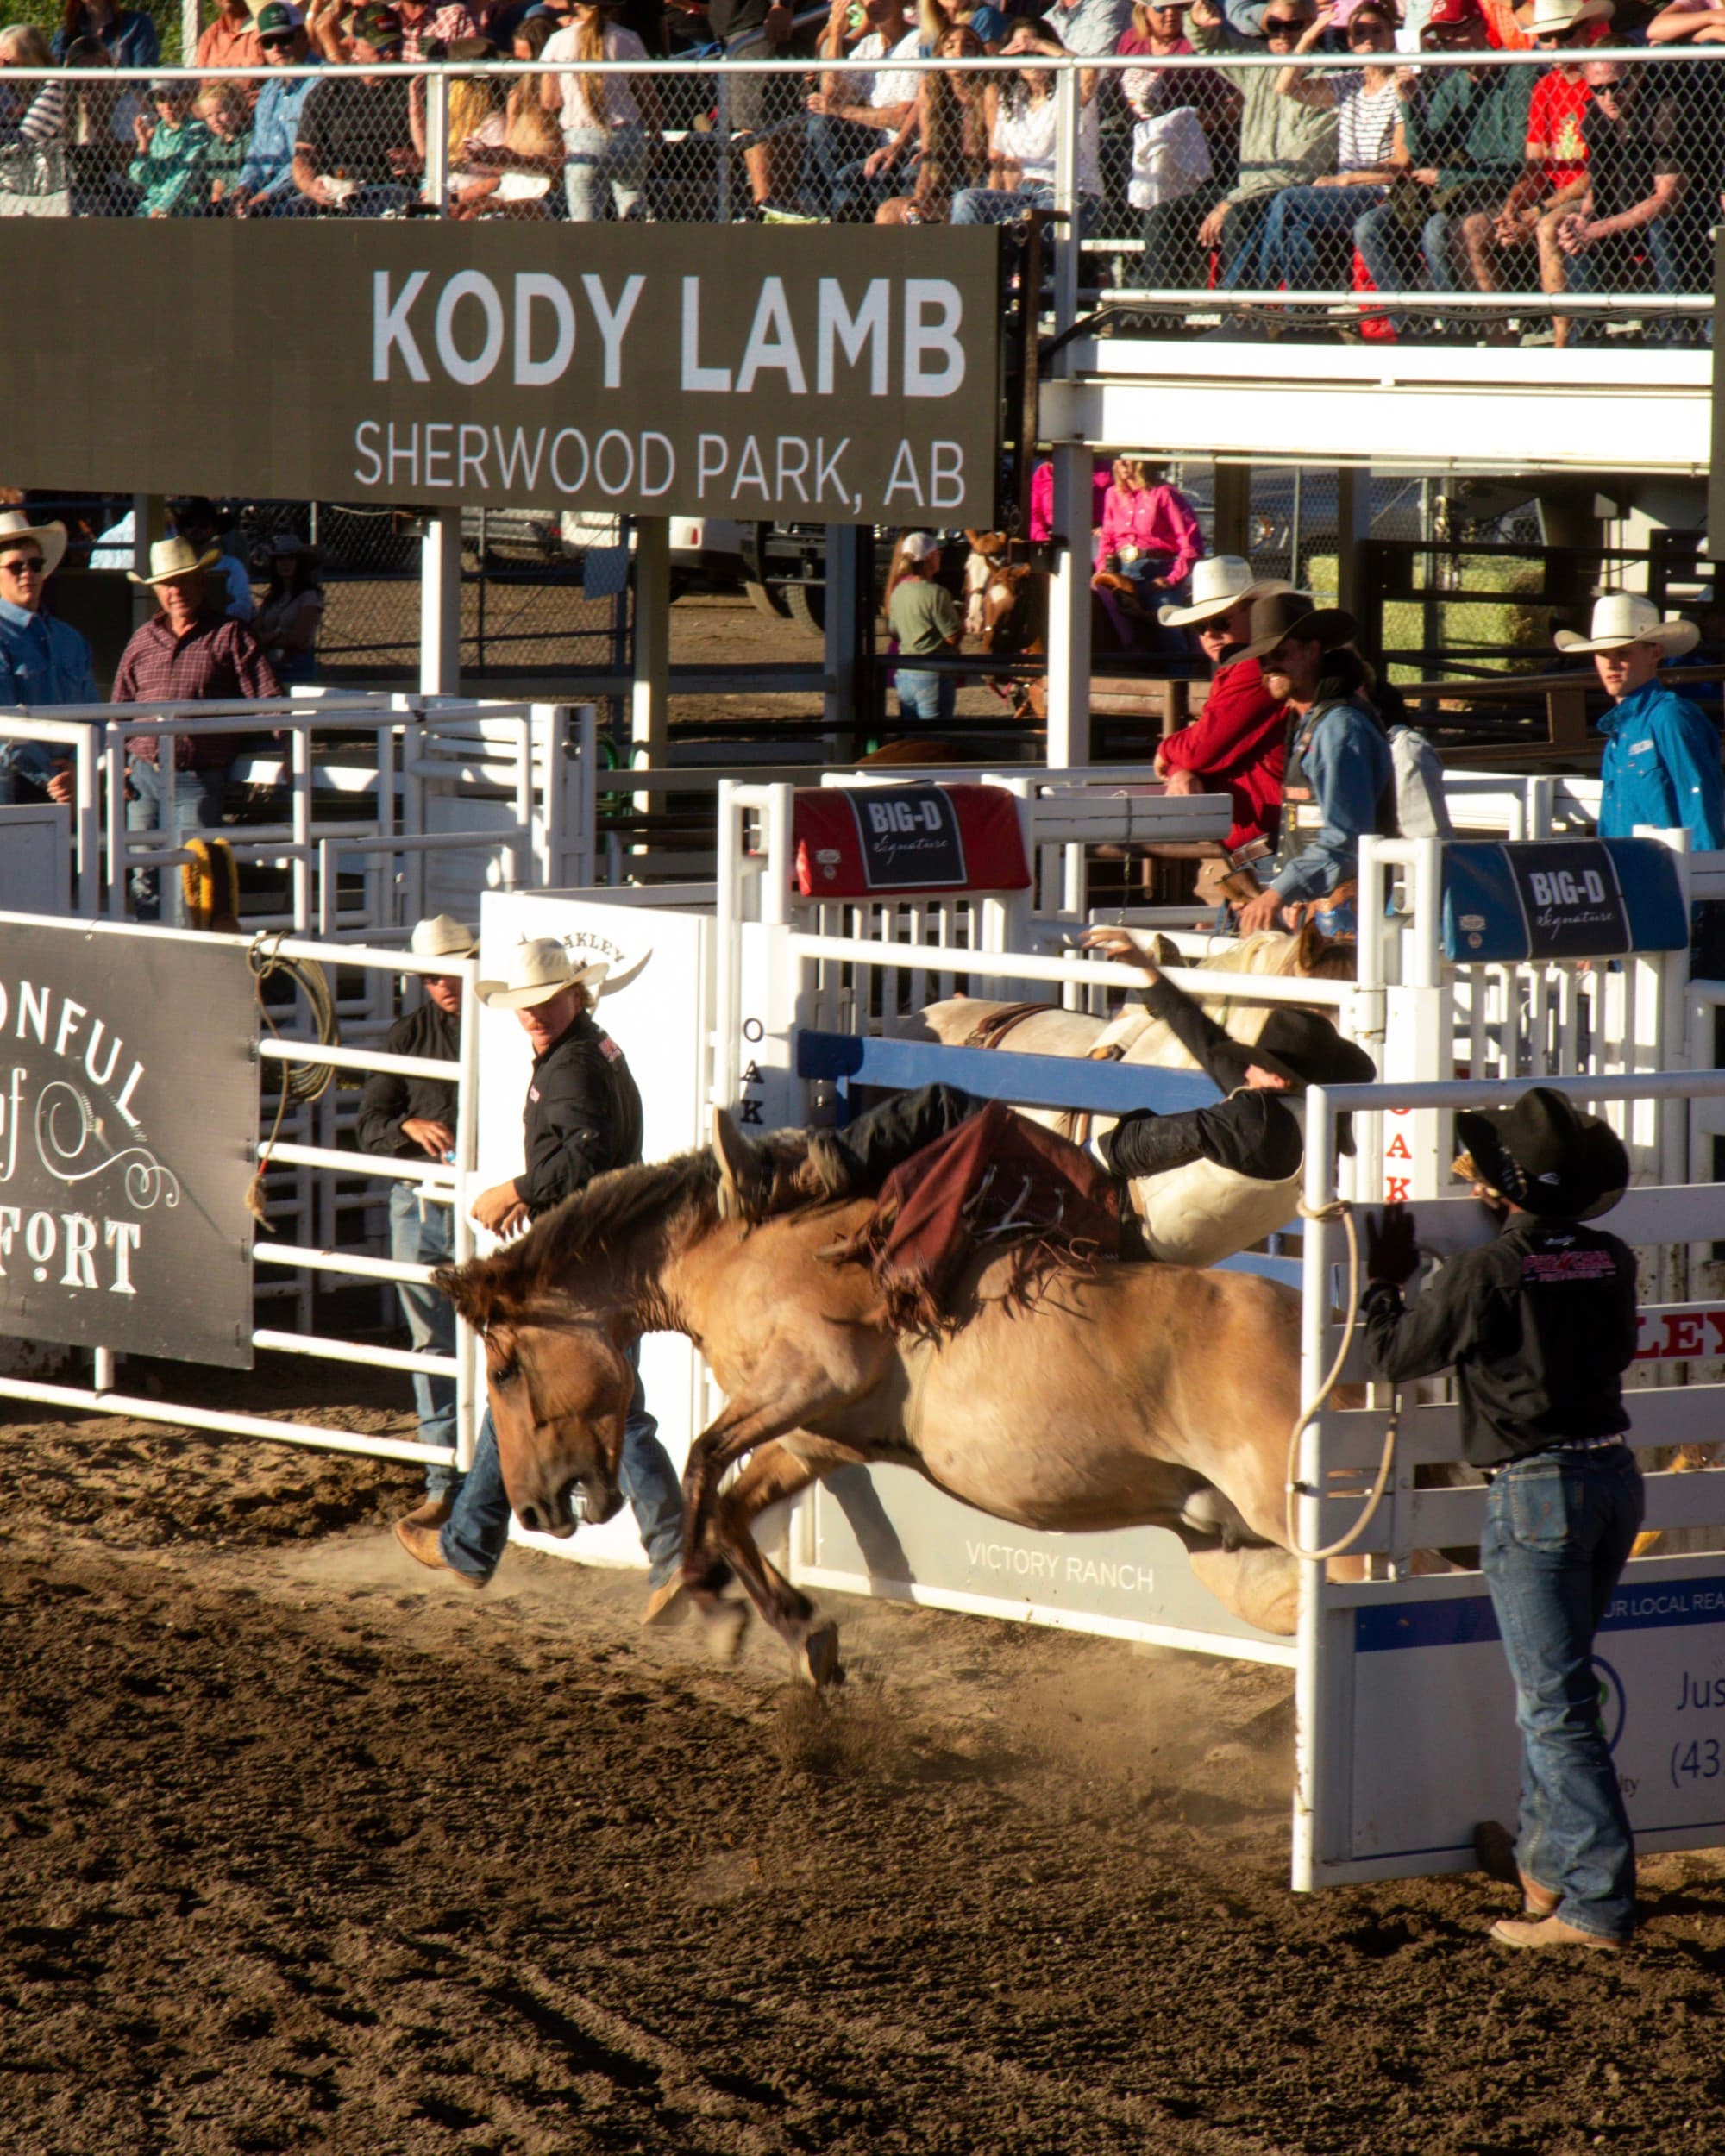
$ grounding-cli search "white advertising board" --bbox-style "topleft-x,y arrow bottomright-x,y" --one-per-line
476,888 -> 712,1573
1320,1557 -> 1725,1881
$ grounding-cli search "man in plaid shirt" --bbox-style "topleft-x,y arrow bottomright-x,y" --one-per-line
112,534 -> 280,919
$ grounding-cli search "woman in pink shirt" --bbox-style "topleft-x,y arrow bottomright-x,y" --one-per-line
1093,458 -> 1204,645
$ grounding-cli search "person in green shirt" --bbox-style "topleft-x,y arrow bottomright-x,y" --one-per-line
887,532 -> 963,724
129,77 -> 213,217
1352,0 -> 1535,329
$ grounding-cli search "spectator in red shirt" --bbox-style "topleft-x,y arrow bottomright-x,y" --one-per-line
113,536 -> 281,919
1155,556 -> 1295,853
1457,0 -> 1609,334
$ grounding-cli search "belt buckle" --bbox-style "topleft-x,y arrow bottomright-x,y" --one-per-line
1118,545 -> 1140,563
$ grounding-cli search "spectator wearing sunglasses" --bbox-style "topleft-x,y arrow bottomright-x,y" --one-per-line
1453,0 -> 1611,339
0,511 -> 96,808
1352,0 -> 1533,329
1190,0 -> 1339,286
228,6 -> 323,217
1558,61 -> 1696,341
1231,0 -> 1405,292
129,76 -> 213,218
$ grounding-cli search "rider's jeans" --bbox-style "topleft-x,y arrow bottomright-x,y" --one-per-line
827,1082 -> 981,1189
439,1341 -> 682,1589
1480,1445 -> 1644,1941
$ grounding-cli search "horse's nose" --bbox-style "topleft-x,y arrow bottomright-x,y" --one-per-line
518,1502 -> 544,1535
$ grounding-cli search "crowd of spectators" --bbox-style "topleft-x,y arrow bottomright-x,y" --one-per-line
1,0 -> 1722,329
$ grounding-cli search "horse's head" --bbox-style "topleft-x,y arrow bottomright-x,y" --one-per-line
978,562 -> 1043,657
436,1264 -> 635,1539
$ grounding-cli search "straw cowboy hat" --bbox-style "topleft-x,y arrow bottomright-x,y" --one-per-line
0,509 -> 67,579
127,535 -> 221,588
1515,0 -> 1613,34
475,937 -> 609,1011
1159,557 -> 1295,629
409,913 -> 477,961
1454,1088 -> 1628,1221
1553,592 -> 1700,658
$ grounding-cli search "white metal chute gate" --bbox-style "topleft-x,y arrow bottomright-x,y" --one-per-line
0,921 -> 483,1484
1294,1071 -> 1725,1893
702,771 -> 1376,1661
0,693 -> 597,933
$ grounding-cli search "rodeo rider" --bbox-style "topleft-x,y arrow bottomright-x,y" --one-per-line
711,926 -> 1374,1271
1363,1090 -> 1644,1952
394,936 -> 686,1625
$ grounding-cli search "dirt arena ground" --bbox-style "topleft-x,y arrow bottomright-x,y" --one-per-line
4,1361 -> 1724,2156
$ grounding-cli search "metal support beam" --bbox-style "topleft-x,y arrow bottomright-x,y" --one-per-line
823,523 -> 864,745
1045,444 -> 1093,768
630,513 -> 671,768
1336,466 -> 1372,619
419,510 -> 461,696
1213,465 -> 1251,561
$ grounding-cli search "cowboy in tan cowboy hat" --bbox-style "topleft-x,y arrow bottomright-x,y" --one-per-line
1554,592 -> 1722,849
397,931 -> 686,1623
1155,559 -> 1299,857
0,509 -> 96,805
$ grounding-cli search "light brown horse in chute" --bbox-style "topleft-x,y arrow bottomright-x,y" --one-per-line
438,1150 -> 1311,1686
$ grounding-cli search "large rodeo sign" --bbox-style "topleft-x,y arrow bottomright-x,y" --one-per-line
0,919 -> 258,1367
0,222 -> 1002,526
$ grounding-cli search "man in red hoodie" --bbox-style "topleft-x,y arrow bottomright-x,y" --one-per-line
1156,555 -> 1295,856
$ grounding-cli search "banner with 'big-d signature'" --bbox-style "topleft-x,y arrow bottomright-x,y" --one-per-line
0,920 -> 258,1367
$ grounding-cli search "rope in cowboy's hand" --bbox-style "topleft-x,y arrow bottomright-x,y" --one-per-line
1283,1198 -> 1402,1565
245,935 -> 340,1231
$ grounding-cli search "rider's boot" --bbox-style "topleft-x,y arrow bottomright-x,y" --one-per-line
711,1108 -> 856,1224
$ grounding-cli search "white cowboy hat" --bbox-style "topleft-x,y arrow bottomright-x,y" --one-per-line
1553,592 -> 1700,658
409,913 -> 477,961
0,509 -> 67,580
1515,0 -> 1613,34
475,937 -> 609,1011
1159,558 -> 1295,629
126,535 -> 222,588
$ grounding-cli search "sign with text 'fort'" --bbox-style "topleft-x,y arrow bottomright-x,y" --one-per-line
0,920 -> 258,1367
0,222 -> 1003,526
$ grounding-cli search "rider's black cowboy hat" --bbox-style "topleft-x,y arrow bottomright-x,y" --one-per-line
1211,1013 -> 1378,1152
1237,591 -> 1360,665
1454,1087 -> 1628,1221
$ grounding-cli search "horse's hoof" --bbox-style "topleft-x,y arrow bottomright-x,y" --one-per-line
798,1622 -> 843,1689
699,1597 -> 750,1664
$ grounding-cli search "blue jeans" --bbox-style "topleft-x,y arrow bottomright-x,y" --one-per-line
439,1340 -> 682,1589
1353,200 -> 1463,332
1253,180 -> 1385,291
1480,1445 -> 1645,1942
1564,216 -> 1697,342
125,758 -> 226,920
895,667 -> 956,724
951,184 -> 1096,231
562,125 -> 647,222
388,1181 -> 456,1496
804,112 -> 886,219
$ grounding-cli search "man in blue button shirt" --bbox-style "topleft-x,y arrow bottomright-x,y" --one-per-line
1555,592 -> 1725,854
0,511 -> 97,805
227,3 -> 323,218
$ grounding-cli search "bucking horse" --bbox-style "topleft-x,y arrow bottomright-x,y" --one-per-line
438,1149 -> 1316,1688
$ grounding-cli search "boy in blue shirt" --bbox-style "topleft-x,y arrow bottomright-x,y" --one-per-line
1556,592 -> 1725,853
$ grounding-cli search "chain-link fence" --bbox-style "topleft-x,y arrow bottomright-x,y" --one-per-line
3,37 -> 1720,346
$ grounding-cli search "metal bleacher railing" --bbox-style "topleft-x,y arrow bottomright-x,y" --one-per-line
2,38 -> 1720,347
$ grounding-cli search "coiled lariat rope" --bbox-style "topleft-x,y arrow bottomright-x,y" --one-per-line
246,935 -> 340,1230
1283,1197 -> 1402,1564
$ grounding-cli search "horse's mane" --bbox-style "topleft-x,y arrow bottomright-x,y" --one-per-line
454,1149 -> 719,1324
